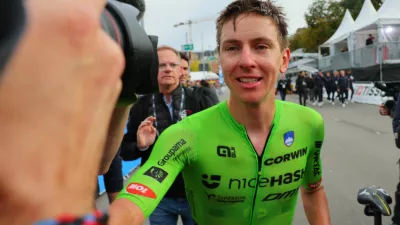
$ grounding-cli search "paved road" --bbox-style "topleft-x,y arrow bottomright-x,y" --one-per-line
97,89 -> 399,225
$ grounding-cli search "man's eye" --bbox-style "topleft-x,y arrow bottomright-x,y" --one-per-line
256,45 -> 269,50
226,46 -> 238,51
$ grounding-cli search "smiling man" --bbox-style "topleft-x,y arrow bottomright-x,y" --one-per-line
109,1 -> 330,225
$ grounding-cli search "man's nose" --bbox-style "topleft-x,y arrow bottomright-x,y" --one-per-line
239,46 -> 256,70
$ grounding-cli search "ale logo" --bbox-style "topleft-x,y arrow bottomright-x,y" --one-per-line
125,182 -> 156,199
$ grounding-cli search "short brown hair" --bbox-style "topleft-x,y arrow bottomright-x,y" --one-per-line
216,0 -> 289,50
157,45 -> 181,60
179,52 -> 190,63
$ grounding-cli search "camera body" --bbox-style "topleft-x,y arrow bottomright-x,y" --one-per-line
374,82 -> 400,118
102,0 -> 159,106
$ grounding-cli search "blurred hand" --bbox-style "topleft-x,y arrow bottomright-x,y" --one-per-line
137,116 -> 157,149
0,0 -> 124,223
379,104 -> 390,116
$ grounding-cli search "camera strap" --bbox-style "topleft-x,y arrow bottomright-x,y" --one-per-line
152,87 -> 185,135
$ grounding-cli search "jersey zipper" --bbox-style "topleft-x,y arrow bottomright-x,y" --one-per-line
247,125 -> 274,225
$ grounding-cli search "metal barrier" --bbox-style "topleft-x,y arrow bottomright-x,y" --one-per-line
318,42 -> 400,71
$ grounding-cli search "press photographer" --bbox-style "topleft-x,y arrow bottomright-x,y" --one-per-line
0,0 -> 158,224
377,81 -> 400,225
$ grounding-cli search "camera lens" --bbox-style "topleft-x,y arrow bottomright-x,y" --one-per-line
99,0 -> 159,104
100,9 -> 125,49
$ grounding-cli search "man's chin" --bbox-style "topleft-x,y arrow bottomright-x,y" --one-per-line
239,94 -> 273,106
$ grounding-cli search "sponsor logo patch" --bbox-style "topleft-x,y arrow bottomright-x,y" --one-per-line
125,183 -> 156,199
144,166 -> 168,183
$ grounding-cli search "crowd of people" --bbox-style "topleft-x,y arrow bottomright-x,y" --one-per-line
276,70 -> 355,108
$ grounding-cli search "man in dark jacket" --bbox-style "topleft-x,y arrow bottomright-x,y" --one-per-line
296,71 -> 308,106
324,71 -> 336,105
276,74 -> 291,101
306,74 -> 315,103
337,70 -> 349,108
199,79 -> 219,105
313,71 -> 325,107
120,45 -> 215,225
346,69 -> 355,103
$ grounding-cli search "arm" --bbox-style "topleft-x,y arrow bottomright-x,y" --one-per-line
99,105 -> 132,174
103,149 -> 123,203
301,112 -> 331,225
109,123 -> 197,225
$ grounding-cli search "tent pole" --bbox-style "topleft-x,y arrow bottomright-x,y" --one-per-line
380,44 -> 383,82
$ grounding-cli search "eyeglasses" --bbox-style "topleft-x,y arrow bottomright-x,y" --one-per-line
159,62 -> 180,70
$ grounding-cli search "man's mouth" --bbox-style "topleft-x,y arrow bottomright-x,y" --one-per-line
237,78 -> 262,83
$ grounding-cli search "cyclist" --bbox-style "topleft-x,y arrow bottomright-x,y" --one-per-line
109,1 -> 331,225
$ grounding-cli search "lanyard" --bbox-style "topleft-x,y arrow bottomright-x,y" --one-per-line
152,87 -> 185,131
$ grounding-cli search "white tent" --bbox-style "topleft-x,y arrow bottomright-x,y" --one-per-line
353,0 -> 377,31
347,0 -> 378,51
353,0 -> 400,43
319,9 -> 354,57
190,71 -> 219,81
322,10 -> 355,46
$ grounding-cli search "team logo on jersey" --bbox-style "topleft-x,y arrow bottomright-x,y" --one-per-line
125,182 -> 156,199
144,166 -> 168,183
283,131 -> 294,147
202,174 -> 221,189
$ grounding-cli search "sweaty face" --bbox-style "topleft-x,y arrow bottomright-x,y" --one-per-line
157,49 -> 181,88
180,59 -> 189,83
219,13 -> 290,105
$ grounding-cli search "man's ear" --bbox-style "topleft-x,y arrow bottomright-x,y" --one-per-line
279,48 -> 291,74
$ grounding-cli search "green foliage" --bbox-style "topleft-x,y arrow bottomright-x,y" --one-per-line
289,0 -> 383,53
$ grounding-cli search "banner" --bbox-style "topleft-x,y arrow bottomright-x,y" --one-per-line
352,83 -> 384,105
322,82 -> 384,105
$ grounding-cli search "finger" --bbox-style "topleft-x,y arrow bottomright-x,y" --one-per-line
138,121 -> 152,129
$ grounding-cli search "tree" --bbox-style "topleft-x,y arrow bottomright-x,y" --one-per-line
291,0 -> 344,52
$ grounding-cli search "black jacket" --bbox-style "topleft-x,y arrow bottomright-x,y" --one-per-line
306,76 -> 314,89
314,75 -> 325,89
296,76 -> 307,92
277,79 -> 291,91
120,85 -> 209,198
325,76 -> 336,90
337,76 -> 349,89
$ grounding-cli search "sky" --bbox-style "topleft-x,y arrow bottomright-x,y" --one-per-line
141,0 -> 314,52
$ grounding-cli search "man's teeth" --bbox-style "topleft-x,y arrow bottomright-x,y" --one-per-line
239,78 -> 258,83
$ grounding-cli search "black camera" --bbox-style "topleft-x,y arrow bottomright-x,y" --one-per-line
101,0 -> 159,105
374,81 -> 400,118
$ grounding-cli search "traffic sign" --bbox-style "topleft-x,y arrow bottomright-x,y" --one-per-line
182,44 -> 194,51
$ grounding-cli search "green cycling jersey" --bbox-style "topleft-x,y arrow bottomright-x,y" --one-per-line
117,100 -> 324,225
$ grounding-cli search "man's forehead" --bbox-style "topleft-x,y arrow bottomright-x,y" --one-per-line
158,49 -> 179,59
220,14 -> 278,43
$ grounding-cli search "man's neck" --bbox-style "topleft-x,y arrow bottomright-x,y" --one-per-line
227,95 -> 275,133
159,84 -> 179,103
